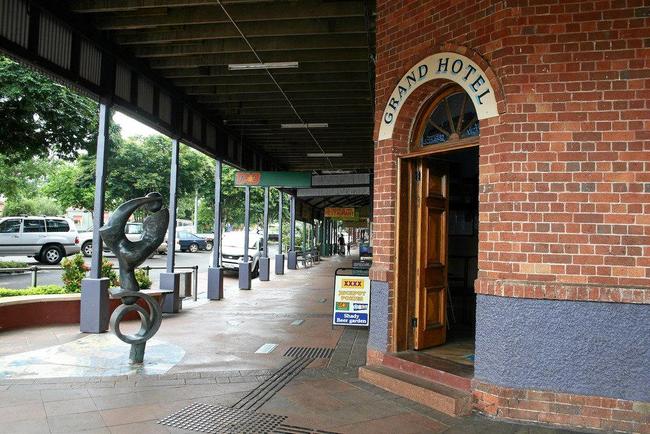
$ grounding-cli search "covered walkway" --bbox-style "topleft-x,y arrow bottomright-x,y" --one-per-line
0,254 -> 577,433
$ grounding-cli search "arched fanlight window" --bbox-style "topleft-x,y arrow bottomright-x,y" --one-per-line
415,88 -> 479,148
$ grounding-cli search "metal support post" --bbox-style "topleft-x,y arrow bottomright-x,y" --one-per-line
239,186 -> 252,289
208,160 -> 224,300
161,138 -> 181,313
81,101 -> 110,333
287,195 -> 297,269
259,187 -> 271,281
275,190 -> 285,275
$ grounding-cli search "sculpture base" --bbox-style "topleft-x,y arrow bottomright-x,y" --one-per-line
259,257 -> 270,281
239,261 -> 252,290
130,342 -> 146,364
207,267 -> 224,300
275,254 -> 285,275
288,251 -> 298,270
80,278 -> 109,333
160,273 -> 181,313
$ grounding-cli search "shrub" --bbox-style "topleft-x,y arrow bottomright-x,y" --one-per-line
0,261 -> 28,274
0,285 -> 68,298
135,269 -> 152,289
61,254 -> 119,292
61,254 -> 89,293
101,259 -> 119,288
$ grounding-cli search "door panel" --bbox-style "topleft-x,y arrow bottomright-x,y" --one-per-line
414,159 -> 449,350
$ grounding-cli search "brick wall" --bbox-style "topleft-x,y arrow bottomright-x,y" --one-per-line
372,0 -> 650,430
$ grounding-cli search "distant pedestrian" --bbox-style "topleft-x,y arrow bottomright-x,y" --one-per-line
347,242 -> 351,255
338,234 -> 345,256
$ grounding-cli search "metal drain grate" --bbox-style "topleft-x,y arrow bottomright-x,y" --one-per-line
159,402 -> 286,433
283,347 -> 335,359
274,424 -> 340,434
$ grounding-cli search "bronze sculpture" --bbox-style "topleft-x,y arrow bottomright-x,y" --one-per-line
100,192 -> 169,363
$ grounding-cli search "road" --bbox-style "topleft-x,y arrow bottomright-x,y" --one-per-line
0,251 -> 240,290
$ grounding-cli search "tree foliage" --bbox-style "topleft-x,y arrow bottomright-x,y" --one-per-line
0,56 -> 98,163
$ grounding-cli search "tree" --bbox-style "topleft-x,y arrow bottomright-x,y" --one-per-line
41,157 -> 96,212
0,155 -> 54,200
3,196 -> 62,216
0,56 -> 98,163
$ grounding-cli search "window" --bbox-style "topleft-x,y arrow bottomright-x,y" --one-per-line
0,219 -> 21,233
23,219 -> 46,233
46,219 -> 70,232
416,88 -> 479,148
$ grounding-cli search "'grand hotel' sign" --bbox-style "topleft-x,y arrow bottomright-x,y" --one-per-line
378,52 -> 499,141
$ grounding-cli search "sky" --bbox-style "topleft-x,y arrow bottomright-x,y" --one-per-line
113,111 -> 158,138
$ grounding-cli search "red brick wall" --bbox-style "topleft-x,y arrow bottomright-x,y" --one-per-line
372,1 -> 649,429
372,0 -> 650,316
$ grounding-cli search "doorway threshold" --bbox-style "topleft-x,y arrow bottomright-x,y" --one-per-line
383,351 -> 474,392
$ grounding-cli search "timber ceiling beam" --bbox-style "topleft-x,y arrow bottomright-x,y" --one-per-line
70,0 -> 292,13
113,18 -> 367,45
130,34 -> 369,58
170,72 -> 369,86
147,50 -> 369,69
92,1 -> 365,30
183,83 -> 369,95
162,62 -> 370,77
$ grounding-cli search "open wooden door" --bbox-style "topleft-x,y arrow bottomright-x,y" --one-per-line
414,159 -> 449,350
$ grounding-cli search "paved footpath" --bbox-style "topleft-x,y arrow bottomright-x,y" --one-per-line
0,255 -> 585,433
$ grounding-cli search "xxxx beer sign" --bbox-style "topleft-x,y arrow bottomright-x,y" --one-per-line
234,171 -> 312,188
341,278 -> 365,289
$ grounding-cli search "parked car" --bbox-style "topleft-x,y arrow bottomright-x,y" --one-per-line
175,231 -> 208,253
0,216 -> 80,265
78,222 -> 167,257
220,231 -> 277,276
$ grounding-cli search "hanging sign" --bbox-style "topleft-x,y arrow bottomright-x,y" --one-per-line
234,171 -> 312,188
378,52 -> 499,141
324,207 -> 356,219
333,268 -> 370,327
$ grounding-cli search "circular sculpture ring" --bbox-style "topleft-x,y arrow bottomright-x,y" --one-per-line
109,291 -> 162,362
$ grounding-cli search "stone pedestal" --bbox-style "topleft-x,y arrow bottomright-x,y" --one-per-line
259,256 -> 271,281
288,250 -> 298,270
80,278 -> 109,333
160,272 -> 181,313
207,267 -> 224,300
275,254 -> 285,275
239,260 -> 252,290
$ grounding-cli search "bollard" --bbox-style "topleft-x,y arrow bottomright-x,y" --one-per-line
193,265 -> 198,301
31,266 -> 38,287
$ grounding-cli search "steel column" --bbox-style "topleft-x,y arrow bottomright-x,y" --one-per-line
80,101 -> 110,333
259,187 -> 270,281
162,139 -> 181,313
287,195 -> 297,269
208,159 -> 223,300
275,190 -> 285,275
239,186 -> 252,289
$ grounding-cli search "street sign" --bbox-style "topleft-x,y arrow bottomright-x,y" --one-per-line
333,268 -> 370,327
234,171 -> 312,188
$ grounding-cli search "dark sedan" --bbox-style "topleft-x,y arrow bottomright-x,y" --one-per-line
176,232 -> 208,253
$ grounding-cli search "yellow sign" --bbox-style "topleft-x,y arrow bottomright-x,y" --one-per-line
333,274 -> 370,326
324,207 -> 356,220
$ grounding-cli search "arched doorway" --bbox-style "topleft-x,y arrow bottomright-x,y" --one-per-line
394,84 -> 479,364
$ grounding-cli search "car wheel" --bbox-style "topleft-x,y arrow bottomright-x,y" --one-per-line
81,241 -> 93,257
40,245 -> 63,265
188,243 -> 199,253
205,241 -> 213,251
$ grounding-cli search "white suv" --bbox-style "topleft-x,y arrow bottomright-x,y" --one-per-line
0,216 -> 80,264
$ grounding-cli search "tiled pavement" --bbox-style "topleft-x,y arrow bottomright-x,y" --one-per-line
0,255 -> 587,433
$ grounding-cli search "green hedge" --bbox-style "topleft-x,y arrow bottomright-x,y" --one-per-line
0,285 -> 70,298
0,261 -> 28,269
